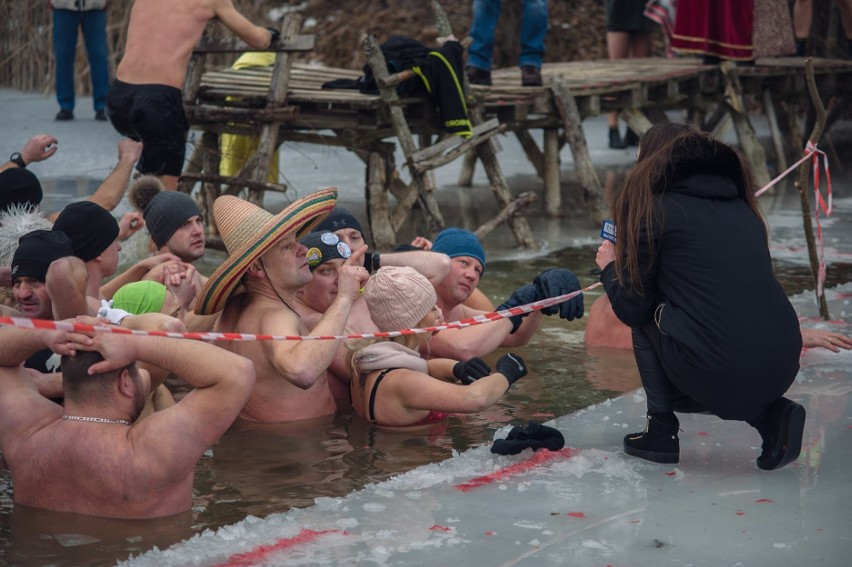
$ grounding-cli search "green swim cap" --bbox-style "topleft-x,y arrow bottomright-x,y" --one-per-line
113,281 -> 167,315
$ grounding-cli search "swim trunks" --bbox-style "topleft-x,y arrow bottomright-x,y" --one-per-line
105,79 -> 188,177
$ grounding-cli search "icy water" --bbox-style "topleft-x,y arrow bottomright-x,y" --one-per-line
1,95 -> 851,565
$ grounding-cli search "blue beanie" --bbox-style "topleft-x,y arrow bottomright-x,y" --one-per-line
432,228 -> 486,275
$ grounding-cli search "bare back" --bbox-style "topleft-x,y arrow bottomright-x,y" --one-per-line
118,0 -> 268,88
118,0 -> 216,87
12,420 -> 192,518
217,293 -> 336,422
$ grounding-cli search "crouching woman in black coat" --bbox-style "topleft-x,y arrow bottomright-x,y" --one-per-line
595,123 -> 804,471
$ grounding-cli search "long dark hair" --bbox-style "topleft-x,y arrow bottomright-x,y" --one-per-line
611,123 -> 766,293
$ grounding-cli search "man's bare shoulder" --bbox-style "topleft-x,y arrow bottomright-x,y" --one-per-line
223,293 -> 304,335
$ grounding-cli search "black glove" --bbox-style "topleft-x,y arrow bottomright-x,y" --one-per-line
266,27 -> 281,44
452,357 -> 492,385
495,284 -> 540,334
496,353 -> 527,387
490,421 -> 565,455
532,268 -> 584,320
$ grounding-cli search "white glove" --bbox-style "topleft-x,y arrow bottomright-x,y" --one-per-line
97,299 -> 131,325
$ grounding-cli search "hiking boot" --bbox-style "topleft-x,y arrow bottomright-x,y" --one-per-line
748,397 -> 806,471
520,65 -> 542,87
624,127 -> 639,147
95,110 -> 107,121
467,66 -> 492,86
624,412 -> 680,464
608,127 -> 627,149
55,110 -> 74,121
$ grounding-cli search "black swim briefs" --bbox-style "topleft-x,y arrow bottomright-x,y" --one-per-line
105,80 -> 189,177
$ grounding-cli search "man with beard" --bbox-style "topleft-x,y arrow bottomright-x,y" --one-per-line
0,319 -> 254,518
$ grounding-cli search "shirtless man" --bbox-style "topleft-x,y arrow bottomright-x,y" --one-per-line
106,0 -> 276,189
51,201 -> 122,315
0,319 -> 254,518
427,228 -> 585,360
194,189 -> 369,423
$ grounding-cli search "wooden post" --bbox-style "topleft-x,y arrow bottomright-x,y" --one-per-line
363,33 -> 445,234
457,151 -> 477,187
797,59 -> 831,320
550,76 -> 607,223
620,108 -> 653,136
201,131 -> 221,235
241,14 -> 302,206
542,128 -> 561,216
763,89 -> 788,174
719,62 -> 771,189
366,150 -> 396,250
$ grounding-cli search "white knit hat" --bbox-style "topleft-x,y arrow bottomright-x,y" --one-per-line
364,266 -> 437,332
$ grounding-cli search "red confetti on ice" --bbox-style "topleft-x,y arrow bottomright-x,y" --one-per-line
212,529 -> 345,567
454,448 -> 578,491
755,498 -> 775,503
429,525 -> 452,532
736,511 -> 745,516
698,431 -> 709,436
665,471 -> 676,476
567,512 -> 585,518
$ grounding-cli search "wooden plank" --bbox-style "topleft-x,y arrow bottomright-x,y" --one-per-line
409,118 -> 500,163
195,34 -> 314,53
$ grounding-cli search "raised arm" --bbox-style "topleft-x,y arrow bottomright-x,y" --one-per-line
264,251 -> 369,388
210,0 -> 273,49
1,134 -> 57,173
83,332 -> 255,479
379,250 -> 451,286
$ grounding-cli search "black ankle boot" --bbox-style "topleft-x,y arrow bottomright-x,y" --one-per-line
748,397 -> 806,471
608,127 -> 626,149
623,128 -> 639,147
624,412 -> 680,464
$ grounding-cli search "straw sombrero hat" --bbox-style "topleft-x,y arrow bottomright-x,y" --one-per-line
194,188 -> 338,315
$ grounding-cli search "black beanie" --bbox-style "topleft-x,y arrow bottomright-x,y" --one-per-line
11,230 -> 74,282
315,206 -> 362,235
0,169 -> 43,214
143,191 -> 202,248
52,201 -> 119,261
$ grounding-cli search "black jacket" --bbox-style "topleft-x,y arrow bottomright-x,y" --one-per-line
601,151 -> 801,417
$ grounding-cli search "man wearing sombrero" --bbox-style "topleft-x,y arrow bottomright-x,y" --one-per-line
195,189 -> 369,423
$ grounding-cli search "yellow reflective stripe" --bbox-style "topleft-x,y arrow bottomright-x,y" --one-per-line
428,50 -> 468,114
411,66 -> 431,94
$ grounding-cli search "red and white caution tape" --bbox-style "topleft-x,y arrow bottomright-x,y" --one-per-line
0,283 -> 602,342
755,140 -> 832,295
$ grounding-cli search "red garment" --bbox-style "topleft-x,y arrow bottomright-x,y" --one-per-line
671,0 -> 754,61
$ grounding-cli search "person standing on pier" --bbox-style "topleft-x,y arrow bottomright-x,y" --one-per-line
604,0 -> 655,149
106,0 -> 278,190
596,123 -> 805,471
466,0 -> 549,87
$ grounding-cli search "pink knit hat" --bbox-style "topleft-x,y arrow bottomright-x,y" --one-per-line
364,266 -> 437,332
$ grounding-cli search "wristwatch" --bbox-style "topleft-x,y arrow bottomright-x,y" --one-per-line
9,152 -> 26,168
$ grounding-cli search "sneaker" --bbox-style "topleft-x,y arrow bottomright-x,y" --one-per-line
55,110 -> 74,121
95,110 -> 107,121
608,127 -> 627,149
466,66 -> 492,86
520,65 -> 542,87
623,412 -> 680,464
750,397 -> 806,471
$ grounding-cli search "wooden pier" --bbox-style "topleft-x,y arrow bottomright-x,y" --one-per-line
181,23 -> 852,249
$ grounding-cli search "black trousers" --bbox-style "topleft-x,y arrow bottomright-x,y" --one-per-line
632,324 -> 709,415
